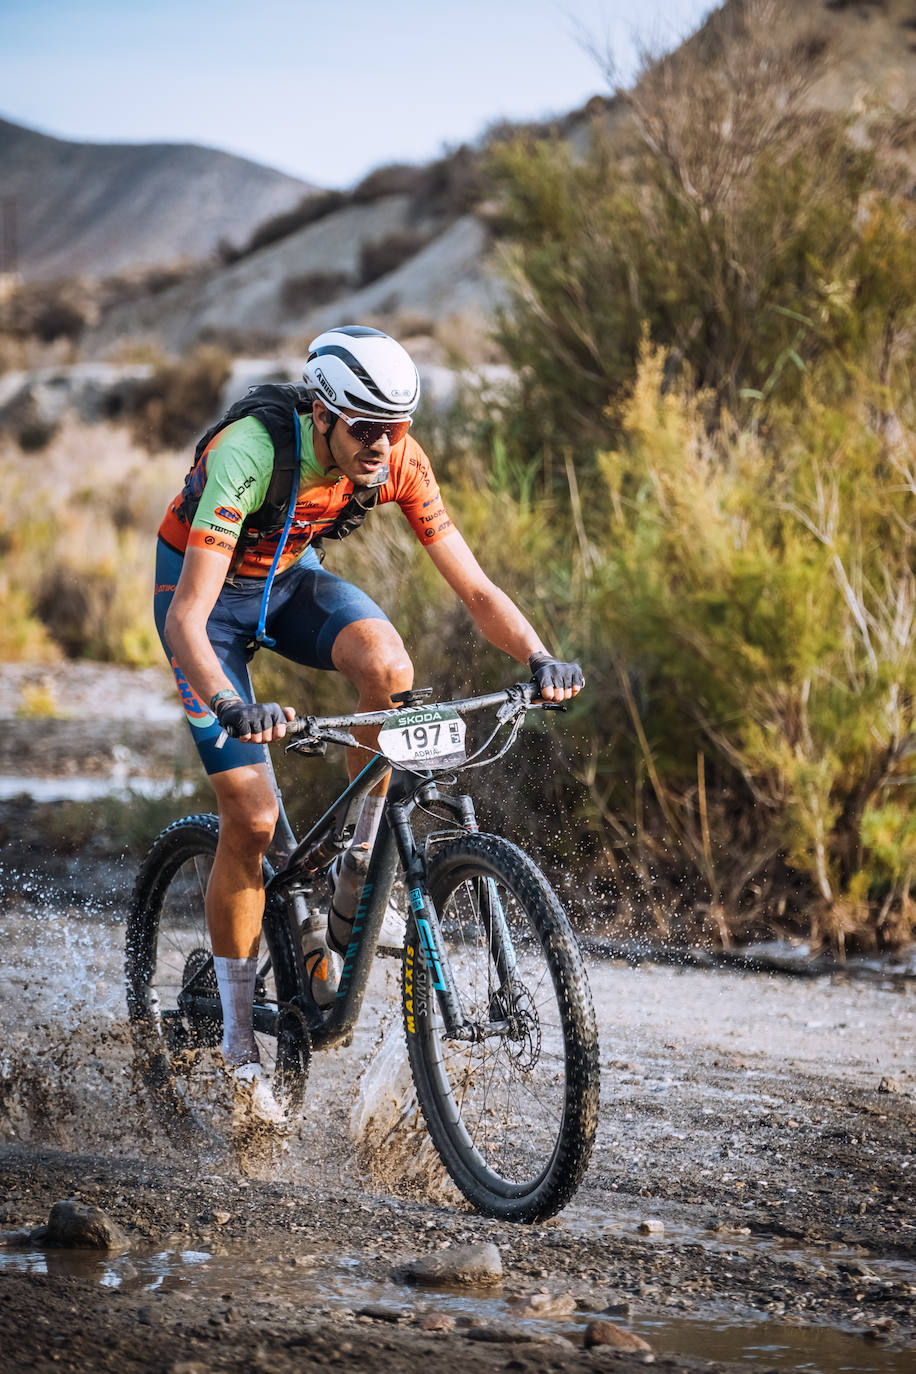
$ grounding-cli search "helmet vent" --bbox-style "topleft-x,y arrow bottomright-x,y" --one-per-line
312,345 -> 392,407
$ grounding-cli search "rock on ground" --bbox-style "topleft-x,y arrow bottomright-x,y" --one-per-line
402,1242 -> 503,1287
36,1199 -> 129,1251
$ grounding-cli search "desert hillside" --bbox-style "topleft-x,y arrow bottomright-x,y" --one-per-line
693,0 -> 916,113
0,116 -> 316,281
2,1 -> 915,358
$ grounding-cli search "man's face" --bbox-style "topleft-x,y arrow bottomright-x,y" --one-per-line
312,400 -> 393,488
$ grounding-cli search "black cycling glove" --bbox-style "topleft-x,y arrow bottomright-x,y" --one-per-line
215,697 -> 287,738
528,652 -> 585,696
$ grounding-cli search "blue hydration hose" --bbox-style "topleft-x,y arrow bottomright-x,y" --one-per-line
254,410 -> 301,648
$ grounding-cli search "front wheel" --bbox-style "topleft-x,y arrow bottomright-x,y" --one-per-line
403,834 -> 599,1222
125,814 -> 308,1133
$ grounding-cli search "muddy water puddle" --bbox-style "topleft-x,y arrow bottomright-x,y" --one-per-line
1,1243 -> 911,1370
634,1314 -> 911,1370
0,774 -> 194,802
558,1202 -> 916,1285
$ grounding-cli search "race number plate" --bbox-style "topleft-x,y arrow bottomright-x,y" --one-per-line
378,707 -> 467,766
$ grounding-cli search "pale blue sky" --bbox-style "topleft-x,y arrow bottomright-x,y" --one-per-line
0,0 -> 719,187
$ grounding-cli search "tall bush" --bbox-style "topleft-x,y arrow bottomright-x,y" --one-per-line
582,346 -> 915,949
488,7 -> 915,456
478,1 -> 916,947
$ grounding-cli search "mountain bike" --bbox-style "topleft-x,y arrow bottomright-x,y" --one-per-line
125,683 -> 599,1222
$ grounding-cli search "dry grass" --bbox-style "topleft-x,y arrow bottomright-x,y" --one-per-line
0,417 -> 180,665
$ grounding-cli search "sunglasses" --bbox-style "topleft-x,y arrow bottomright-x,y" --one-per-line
322,403 -> 412,447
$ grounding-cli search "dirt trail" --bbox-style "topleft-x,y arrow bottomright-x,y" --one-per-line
0,892 -> 913,1373
0,665 -> 914,1370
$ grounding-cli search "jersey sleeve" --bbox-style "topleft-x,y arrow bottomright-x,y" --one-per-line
394,437 -> 455,547
186,417 -> 274,559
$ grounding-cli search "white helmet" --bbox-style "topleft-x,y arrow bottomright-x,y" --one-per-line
302,325 -> 420,417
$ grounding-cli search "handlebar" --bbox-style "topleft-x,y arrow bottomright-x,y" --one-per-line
286,681 -> 541,744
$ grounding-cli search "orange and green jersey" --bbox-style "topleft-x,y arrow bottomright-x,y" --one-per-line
158,414 -> 454,576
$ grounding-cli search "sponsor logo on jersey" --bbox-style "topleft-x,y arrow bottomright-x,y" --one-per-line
233,476 -> 256,500
213,505 -> 243,524
188,528 -> 234,556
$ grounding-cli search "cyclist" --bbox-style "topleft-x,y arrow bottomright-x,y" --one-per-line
154,325 -> 583,1121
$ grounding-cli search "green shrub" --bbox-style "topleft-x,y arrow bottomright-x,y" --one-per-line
488,18 -> 916,460
574,347 -> 915,949
462,10 -> 916,948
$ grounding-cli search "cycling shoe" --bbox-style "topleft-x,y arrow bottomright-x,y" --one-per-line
226,1061 -> 288,1128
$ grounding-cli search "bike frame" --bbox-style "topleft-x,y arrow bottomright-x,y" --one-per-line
177,687 -> 537,1054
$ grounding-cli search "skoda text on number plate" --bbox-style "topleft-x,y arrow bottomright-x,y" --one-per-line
378,707 -> 467,767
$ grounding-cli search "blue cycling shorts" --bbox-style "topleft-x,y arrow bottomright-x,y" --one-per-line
154,538 -> 389,775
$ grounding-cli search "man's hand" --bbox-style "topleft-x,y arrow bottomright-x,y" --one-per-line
214,697 -> 295,742
528,652 -> 585,703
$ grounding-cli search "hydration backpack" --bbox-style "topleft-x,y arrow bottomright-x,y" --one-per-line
178,382 -> 381,564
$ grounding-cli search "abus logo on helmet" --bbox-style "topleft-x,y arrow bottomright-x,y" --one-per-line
315,368 -> 336,401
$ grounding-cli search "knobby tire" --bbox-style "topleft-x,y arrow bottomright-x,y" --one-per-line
402,833 -> 599,1222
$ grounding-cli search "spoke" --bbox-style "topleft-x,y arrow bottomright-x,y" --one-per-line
191,854 -> 211,904
509,1069 -> 565,1126
469,1041 -> 503,1157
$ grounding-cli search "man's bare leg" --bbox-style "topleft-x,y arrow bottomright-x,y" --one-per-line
327,618 -> 413,943
206,763 -> 279,1067
207,764 -> 279,957
331,616 -> 414,785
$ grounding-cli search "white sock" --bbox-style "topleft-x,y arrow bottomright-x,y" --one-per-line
213,955 -> 259,1067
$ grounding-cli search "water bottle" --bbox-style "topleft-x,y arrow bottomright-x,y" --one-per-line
298,903 -> 340,1008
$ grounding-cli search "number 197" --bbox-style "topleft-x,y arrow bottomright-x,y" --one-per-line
402,724 -> 441,749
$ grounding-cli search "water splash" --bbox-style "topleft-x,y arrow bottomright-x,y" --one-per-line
349,1017 -> 456,1205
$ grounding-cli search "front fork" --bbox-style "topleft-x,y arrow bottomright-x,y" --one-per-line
387,776 -> 517,1041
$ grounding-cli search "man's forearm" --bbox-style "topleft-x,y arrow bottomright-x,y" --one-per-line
164,609 -> 237,710
463,584 -> 547,663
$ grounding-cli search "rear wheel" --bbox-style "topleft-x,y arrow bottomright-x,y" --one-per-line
403,833 -> 599,1221
125,814 -> 308,1132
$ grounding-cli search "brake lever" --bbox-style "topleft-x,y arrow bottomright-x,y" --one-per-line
286,726 -> 357,756
285,736 -> 327,756
496,682 -> 534,723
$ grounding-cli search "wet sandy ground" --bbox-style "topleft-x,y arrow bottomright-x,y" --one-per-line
0,892 -> 913,1373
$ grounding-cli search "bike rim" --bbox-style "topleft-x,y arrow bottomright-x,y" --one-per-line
422,872 -> 570,1196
